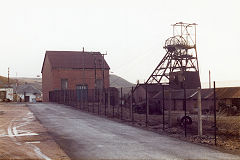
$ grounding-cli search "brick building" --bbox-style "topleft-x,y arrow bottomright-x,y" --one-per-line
41,51 -> 110,102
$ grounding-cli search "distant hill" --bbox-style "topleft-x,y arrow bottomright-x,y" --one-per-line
0,76 -> 15,87
5,75 -> 240,91
9,74 -> 134,91
110,74 -> 135,88
3,74 -> 240,91
15,77 -> 42,91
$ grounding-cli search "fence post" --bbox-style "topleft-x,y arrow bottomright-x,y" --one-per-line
98,89 -> 100,114
184,86 -> 187,137
168,89 -> 172,128
113,104 -> 114,118
98,89 -> 100,115
108,88 -> 111,116
80,90 -> 82,110
87,90 -> 89,112
214,81 -> 217,145
98,88 -> 101,115
92,88 -> 96,113
104,89 -> 107,116
162,85 -> 165,130
197,87 -> 202,136
121,87 -> 123,120
131,87 -> 134,123
63,90 -> 66,104
74,90 -> 77,108
59,91 -> 61,104
146,85 -> 149,127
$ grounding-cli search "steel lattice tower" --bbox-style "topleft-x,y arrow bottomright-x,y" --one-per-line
146,22 -> 201,89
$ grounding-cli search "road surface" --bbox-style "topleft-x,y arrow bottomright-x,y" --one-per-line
0,103 -> 69,160
29,103 -> 240,160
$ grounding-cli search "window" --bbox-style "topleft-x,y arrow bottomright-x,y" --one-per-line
96,79 -> 103,89
61,79 -> 68,90
76,85 -> 88,90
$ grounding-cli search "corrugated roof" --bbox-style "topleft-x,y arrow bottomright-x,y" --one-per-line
152,87 -> 240,100
215,87 -> 240,99
42,51 -> 110,72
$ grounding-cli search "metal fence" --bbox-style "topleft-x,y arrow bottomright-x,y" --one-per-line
49,83 -> 222,146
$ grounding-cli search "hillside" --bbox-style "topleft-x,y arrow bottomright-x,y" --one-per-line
0,76 -> 15,87
109,74 -> 135,88
15,77 -> 42,90
0,76 -> 41,90
9,74 -> 134,91
2,74 -> 240,91
3,74 -> 240,91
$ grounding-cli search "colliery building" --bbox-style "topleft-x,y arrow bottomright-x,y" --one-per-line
41,50 -> 110,102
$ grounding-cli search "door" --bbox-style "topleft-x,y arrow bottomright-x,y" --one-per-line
25,96 -> 30,102
0,91 -> 6,101
76,85 -> 88,102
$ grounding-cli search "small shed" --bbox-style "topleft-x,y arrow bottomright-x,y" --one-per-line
0,87 -> 14,101
16,84 -> 42,102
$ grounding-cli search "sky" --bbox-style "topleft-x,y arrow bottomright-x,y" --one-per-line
0,0 -> 239,85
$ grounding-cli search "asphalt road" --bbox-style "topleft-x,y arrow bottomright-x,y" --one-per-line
29,103 -> 240,160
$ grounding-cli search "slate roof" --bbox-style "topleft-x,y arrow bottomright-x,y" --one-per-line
16,84 -> 41,94
42,51 -> 110,73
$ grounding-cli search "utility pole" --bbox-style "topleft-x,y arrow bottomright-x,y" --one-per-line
82,48 -> 85,85
102,52 -> 107,90
209,70 -> 211,89
94,58 -> 97,87
92,52 -> 107,108
94,58 -> 97,114
102,52 -> 107,115
214,81 -> 217,145
82,49 -> 85,106
8,67 -> 10,86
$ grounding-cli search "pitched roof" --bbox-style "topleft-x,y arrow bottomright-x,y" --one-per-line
135,84 -> 171,98
152,88 -> 198,100
215,87 -> 240,99
42,51 -> 110,72
16,84 -> 41,94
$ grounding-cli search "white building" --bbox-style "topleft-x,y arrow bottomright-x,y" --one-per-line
0,87 -> 14,101
16,84 -> 42,102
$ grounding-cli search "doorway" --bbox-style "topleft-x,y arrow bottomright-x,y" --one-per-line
76,85 -> 88,102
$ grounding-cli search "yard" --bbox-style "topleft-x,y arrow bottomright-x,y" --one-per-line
0,103 -> 70,160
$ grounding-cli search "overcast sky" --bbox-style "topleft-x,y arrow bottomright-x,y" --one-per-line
0,0 -> 239,84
